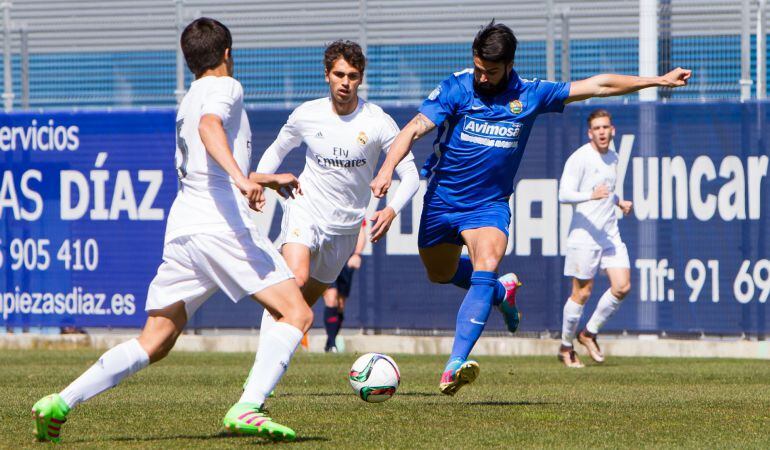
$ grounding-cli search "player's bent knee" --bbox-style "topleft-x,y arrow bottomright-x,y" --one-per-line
474,256 -> 501,272
323,292 -> 339,308
295,305 -> 314,332
573,291 -> 591,304
281,301 -> 314,332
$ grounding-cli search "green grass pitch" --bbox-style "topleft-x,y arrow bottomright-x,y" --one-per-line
2,349 -> 769,448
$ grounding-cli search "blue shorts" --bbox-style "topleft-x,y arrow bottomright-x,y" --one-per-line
332,265 -> 356,298
418,194 -> 511,248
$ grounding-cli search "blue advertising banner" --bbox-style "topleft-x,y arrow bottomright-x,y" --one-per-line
1,111 -> 176,328
2,103 -> 769,334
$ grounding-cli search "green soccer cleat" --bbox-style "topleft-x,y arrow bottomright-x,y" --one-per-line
222,402 -> 296,441
32,394 -> 70,443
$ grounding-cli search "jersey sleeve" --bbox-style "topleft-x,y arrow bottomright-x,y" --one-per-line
256,108 -> 303,174
200,77 -> 243,123
558,151 -> 591,203
534,79 -> 571,114
418,76 -> 460,127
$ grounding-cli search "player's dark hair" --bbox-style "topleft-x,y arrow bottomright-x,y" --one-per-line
324,40 -> 366,74
587,109 -> 613,127
472,20 -> 517,64
181,18 -> 233,77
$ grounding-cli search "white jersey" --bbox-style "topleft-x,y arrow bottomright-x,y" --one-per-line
560,142 -> 622,249
165,76 -> 255,243
258,97 -> 414,234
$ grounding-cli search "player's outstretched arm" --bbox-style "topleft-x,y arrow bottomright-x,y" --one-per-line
371,113 -> 435,198
248,114 -> 304,202
199,114 -> 263,207
565,67 -> 691,104
249,172 -> 302,199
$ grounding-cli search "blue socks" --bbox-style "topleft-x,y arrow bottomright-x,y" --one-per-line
323,306 -> 342,350
449,255 -> 473,289
447,271 -> 498,366
446,256 -> 506,305
492,278 -> 506,306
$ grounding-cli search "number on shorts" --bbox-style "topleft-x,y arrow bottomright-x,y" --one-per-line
176,118 -> 189,179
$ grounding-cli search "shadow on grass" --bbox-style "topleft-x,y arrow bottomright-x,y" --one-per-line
70,432 -> 328,445
281,391 -> 439,398
279,392 -> 349,397
394,391 -> 440,397
466,400 -> 556,406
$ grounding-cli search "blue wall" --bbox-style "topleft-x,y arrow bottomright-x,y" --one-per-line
2,102 -> 769,334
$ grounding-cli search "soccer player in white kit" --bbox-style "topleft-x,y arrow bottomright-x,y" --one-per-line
248,40 -> 419,366
557,109 -> 633,368
32,18 -> 311,442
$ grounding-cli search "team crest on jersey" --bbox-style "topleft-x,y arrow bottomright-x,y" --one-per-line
357,131 -> 368,146
509,99 -> 523,114
292,228 -> 301,238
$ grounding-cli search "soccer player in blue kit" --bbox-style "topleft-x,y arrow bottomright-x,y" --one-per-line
370,21 -> 691,395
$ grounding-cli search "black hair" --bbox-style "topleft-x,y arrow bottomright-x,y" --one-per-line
324,40 -> 366,74
472,20 -> 517,64
181,18 -> 233,77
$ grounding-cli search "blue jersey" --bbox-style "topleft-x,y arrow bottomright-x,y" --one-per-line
419,69 -> 570,209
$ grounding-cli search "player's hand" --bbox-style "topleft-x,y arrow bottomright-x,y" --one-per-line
347,253 -> 362,270
247,184 -> 266,212
253,172 -> 302,199
591,183 -> 610,200
370,171 -> 393,198
236,177 -> 265,211
660,67 -> 691,87
618,200 -> 633,215
369,206 -> 396,243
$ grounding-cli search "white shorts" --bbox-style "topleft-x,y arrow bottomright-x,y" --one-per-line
145,228 -> 294,318
278,200 -> 358,284
564,242 -> 630,280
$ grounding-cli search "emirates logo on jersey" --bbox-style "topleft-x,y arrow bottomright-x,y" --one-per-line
357,131 -> 368,146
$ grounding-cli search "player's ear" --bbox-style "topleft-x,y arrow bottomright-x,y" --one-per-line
505,61 -> 513,73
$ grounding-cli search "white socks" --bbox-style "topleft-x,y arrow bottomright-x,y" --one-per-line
561,298 -> 584,347
254,309 -> 277,368
59,338 -> 149,409
586,289 -> 622,334
240,321 -> 303,406
259,308 -> 277,334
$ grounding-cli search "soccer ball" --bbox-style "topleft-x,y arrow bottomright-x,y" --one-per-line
348,353 -> 400,403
